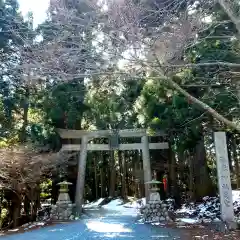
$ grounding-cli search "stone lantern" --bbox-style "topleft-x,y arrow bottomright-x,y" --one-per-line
50,181 -> 75,221
141,179 -> 171,223
145,180 -> 161,203
57,181 -> 72,204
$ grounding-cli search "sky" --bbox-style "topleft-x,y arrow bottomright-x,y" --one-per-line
18,0 -> 50,27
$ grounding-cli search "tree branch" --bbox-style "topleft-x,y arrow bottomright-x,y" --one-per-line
149,57 -> 240,132
217,0 -> 240,34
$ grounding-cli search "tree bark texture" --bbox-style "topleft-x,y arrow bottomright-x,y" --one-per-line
109,150 -> 116,197
232,135 -> 240,188
193,134 -> 215,201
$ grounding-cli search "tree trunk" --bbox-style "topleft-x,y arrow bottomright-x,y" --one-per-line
178,150 -> 185,187
102,152 -> 108,197
51,177 -> 59,204
134,163 -> 139,198
12,194 -> 21,228
100,168 -> 104,198
109,151 -> 116,197
193,134 -> 214,201
188,153 -> 194,201
19,87 -> 29,143
232,135 -> 240,188
124,152 -> 129,198
94,157 -> 98,199
32,185 -> 40,221
24,196 -> 30,222
227,133 -> 233,173
169,146 -> 177,197
118,151 -> 124,198
133,151 -> 140,198
130,152 -> 135,197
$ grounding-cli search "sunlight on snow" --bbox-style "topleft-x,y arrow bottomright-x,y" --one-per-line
103,233 -> 134,238
86,221 -> 132,233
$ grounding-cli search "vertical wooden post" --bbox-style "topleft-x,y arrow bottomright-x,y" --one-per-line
141,135 -> 152,201
214,132 -> 235,229
75,135 -> 88,215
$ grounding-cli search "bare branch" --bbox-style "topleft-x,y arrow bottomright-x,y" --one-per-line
5,0 -> 240,131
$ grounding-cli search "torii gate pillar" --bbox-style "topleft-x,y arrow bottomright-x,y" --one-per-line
142,135 -> 152,201
75,135 -> 88,215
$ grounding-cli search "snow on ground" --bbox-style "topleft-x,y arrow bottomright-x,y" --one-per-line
5,193 -> 240,236
84,198 -> 106,208
83,197 -> 145,216
175,205 -> 196,215
102,199 -> 124,210
21,222 -> 46,230
176,218 -> 199,224
83,197 -> 145,211
233,190 -> 240,202
101,198 -> 139,216
123,198 -> 146,209
82,190 -> 240,224
1,221 -> 49,236
175,190 -> 240,223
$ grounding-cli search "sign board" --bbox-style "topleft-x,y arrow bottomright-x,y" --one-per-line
109,130 -> 119,150
214,132 -> 234,224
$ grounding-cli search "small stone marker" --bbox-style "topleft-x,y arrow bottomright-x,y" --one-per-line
214,132 -> 235,229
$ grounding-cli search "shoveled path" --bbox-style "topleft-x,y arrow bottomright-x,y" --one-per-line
0,208 -> 182,239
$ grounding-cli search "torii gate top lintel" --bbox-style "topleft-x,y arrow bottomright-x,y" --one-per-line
57,128 -> 166,139
58,128 -> 169,151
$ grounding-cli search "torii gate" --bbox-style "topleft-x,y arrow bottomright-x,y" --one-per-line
58,128 -> 169,214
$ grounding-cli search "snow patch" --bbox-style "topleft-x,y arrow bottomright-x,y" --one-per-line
98,198 -> 138,216
232,190 -> 240,202
123,198 -> 146,209
175,190 -> 240,224
86,221 -> 132,233
8,229 -> 19,232
177,218 -> 199,224
102,199 -> 124,210
84,198 -> 105,208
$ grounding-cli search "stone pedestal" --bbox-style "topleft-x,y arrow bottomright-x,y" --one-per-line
50,203 -> 75,221
142,179 -> 172,223
50,181 -> 75,221
141,200 -> 172,222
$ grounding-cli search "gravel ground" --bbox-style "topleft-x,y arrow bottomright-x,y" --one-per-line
176,224 -> 240,239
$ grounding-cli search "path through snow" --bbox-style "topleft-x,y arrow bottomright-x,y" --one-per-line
1,203 -> 182,240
